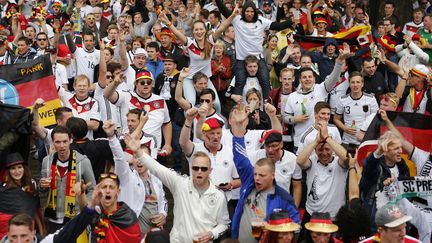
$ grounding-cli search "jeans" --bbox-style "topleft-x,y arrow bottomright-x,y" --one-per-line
233,58 -> 271,99
172,122 -> 183,172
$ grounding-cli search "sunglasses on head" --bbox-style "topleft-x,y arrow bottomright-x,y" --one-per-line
379,95 -> 397,105
99,173 -> 119,183
191,166 -> 209,172
200,99 -> 211,103
139,80 -> 152,85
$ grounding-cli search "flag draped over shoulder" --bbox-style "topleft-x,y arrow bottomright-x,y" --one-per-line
294,25 -> 372,50
0,103 -> 32,166
0,55 -> 61,127
358,111 -> 432,175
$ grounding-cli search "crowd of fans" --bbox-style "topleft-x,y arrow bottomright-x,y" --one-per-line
1,0 -> 432,242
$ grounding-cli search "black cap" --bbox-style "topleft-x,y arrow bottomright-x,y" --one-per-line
162,54 -> 178,64
5,153 -> 25,168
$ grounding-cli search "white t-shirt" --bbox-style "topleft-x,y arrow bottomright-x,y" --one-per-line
329,74 -> 349,114
114,91 -> 170,148
311,29 -> 334,37
186,36 -> 215,78
285,82 -> 332,146
410,147 -> 432,207
74,47 -> 100,84
335,93 -> 379,145
305,155 -> 347,218
251,149 -> 302,193
232,15 -> 272,60
94,84 -> 123,130
402,89 -> 429,114
53,63 -> 68,87
187,142 -> 240,201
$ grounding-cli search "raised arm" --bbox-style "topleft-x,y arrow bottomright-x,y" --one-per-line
320,121 -> 348,166
180,107 -> 199,157
305,3 -> 314,35
323,42 -> 352,92
347,153 -> 359,200
212,5 -> 239,40
265,103 -> 282,132
380,110 -> 414,155
296,132 -> 318,169
117,30 -> 129,71
159,11 -> 187,45
65,32 -> 77,53
98,40 -> 107,88
32,98 -> 48,139
103,71 -> 123,103
214,0 -> 232,18
175,68 -> 193,110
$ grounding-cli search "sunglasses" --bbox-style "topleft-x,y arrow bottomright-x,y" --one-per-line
38,38 -> 47,41
139,80 -> 152,85
99,173 -> 119,183
106,75 -> 113,79
379,95 -> 398,105
191,166 -> 209,172
200,99 -> 211,103
87,17 -> 96,20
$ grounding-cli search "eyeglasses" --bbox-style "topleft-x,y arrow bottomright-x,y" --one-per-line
38,38 -> 47,41
106,75 -> 113,79
191,166 -> 209,172
200,99 -> 211,103
139,80 -> 152,85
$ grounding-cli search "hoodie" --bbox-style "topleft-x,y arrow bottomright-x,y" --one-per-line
310,37 -> 339,83
241,0 -> 259,23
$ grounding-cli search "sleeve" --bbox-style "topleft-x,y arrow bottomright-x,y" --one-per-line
80,156 -> 96,200
163,100 -> 171,123
114,91 -> 128,107
284,95 -> 294,115
109,136 -> 132,186
211,195 -> 230,239
89,99 -> 101,121
232,136 -> 255,185
292,163 -> 302,180
360,152 -> 382,186
335,97 -> 344,115
399,199 -> 432,243
322,61 -> 342,93
57,85 -> 73,106
260,16 -> 274,30
369,97 -> 379,114
137,152 -> 184,193
49,207 -> 97,243
409,147 -> 430,173
408,41 -> 430,64
154,177 -> 168,216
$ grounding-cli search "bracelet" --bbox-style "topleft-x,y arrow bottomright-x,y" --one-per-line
184,124 -> 192,128
349,167 -> 356,172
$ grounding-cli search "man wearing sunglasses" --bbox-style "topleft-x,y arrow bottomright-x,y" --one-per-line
124,134 -> 230,243
104,69 -> 173,155
229,105 -> 299,242
180,108 -> 240,217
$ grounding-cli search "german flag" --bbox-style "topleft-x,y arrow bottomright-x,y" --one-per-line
294,25 -> 372,50
0,55 -> 61,127
358,111 -> 432,175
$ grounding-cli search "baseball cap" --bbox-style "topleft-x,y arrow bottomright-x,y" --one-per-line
202,118 -> 224,132
375,204 -> 412,228
136,70 -> 154,81
259,129 -> 282,144
134,48 -> 147,57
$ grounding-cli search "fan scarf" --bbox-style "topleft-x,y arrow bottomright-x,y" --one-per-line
45,151 -> 77,219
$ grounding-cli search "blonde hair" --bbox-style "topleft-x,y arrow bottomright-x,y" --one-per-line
73,75 -> 90,87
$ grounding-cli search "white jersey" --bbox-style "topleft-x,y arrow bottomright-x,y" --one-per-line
53,63 -> 68,87
74,47 -> 100,84
285,82 -> 332,146
251,149 -> 302,193
305,155 -> 347,218
114,91 -> 170,148
242,77 -> 263,105
94,84 -> 123,131
410,147 -> 432,208
328,75 -> 349,114
124,65 -> 139,91
403,21 -> 424,36
311,29 -> 334,37
57,86 -> 101,139
186,142 -> 240,200
297,125 -> 342,155
335,93 -> 379,145
186,36 -> 215,78
232,15 -> 272,60
220,129 -> 265,157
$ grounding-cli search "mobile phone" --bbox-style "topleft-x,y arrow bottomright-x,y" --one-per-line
347,145 -> 356,158
219,183 -> 229,187
249,100 -> 257,111
357,35 -> 369,46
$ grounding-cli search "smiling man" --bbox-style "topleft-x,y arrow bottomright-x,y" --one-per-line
360,131 -> 410,231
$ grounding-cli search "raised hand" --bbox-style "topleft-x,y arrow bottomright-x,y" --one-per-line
102,120 -> 116,137
264,103 -> 277,117
33,98 -> 45,110
185,107 -> 199,121
179,67 -> 190,80
124,133 -> 141,152
337,42 -> 354,61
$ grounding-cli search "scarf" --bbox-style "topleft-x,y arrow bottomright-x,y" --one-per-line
45,151 -> 77,219
409,87 -> 425,111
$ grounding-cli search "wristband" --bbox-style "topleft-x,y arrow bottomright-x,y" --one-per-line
184,124 -> 192,128
348,167 -> 356,173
